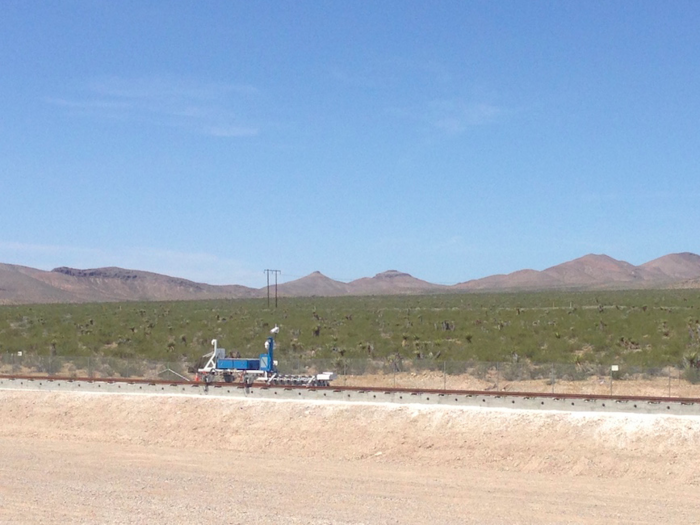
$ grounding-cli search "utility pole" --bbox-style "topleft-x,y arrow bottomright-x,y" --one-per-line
264,269 -> 281,308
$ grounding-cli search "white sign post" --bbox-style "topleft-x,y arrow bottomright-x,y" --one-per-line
610,365 -> 619,395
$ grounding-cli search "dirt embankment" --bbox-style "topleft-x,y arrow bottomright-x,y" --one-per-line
3,390 -> 700,524
2,390 -> 700,483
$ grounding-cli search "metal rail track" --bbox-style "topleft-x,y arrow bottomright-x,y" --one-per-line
2,373 -> 700,406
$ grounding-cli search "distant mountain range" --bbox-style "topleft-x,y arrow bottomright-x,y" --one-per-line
1,252 -> 700,305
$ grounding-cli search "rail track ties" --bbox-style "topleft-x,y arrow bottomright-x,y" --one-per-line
1,373 -> 699,416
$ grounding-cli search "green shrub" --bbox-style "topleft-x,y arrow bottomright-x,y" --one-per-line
684,367 -> 700,384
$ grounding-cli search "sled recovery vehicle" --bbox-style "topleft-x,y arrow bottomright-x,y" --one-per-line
195,326 -> 336,387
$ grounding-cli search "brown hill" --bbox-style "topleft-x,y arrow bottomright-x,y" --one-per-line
676,277 -> 700,289
639,252 -> 700,281
348,270 -> 447,295
2,251 -> 700,305
455,253 -> 700,291
0,264 -> 259,305
276,271 -> 350,297
456,269 -> 560,291
541,254 -> 650,286
50,266 -> 260,302
0,264 -> 79,304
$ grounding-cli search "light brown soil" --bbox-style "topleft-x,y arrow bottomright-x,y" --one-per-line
2,390 -> 700,524
339,370 -> 700,398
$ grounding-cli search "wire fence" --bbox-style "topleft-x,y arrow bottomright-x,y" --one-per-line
0,353 -> 190,382
2,352 -> 700,398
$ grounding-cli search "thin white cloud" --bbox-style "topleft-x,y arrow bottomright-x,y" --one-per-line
428,99 -> 506,133
330,57 -> 452,88
0,241 -> 100,258
329,67 -> 379,89
46,97 -> 133,111
205,125 -> 259,138
387,57 -> 453,85
387,98 -> 508,135
46,76 -> 260,138
416,60 -> 452,85
429,235 -> 478,255
86,76 -> 258,101
580,190 -> 686,204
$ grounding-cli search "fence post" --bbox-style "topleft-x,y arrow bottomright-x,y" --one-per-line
610,366 -> 614,395
551,364 -> 555,394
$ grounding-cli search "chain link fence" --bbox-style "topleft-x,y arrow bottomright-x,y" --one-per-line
2,352 -> 700,398
0,353 -> 189,382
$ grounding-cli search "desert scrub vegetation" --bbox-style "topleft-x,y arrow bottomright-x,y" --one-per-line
0,289 -> 699,369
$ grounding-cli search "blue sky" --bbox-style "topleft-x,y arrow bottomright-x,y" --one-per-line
1,1 -> 699,287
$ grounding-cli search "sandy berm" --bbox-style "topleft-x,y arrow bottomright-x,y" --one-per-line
1,390 -> 699,524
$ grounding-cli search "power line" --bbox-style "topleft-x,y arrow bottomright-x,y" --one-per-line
263,269 -> 281,308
